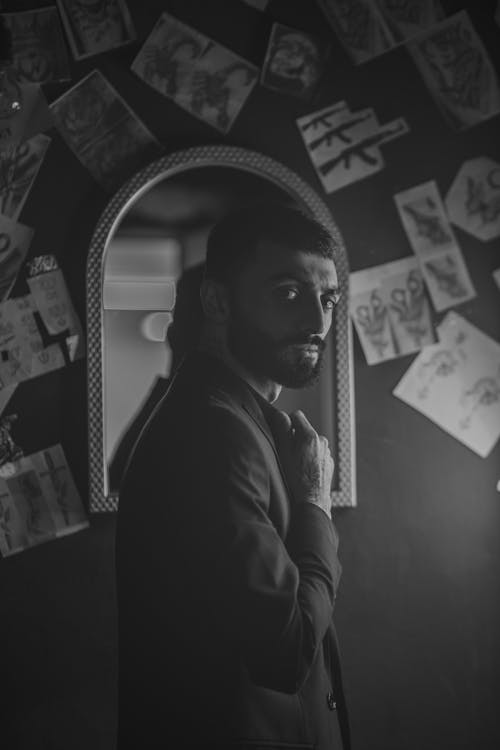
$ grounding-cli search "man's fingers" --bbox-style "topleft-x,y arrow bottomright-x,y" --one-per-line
289,410 -> 317,438
267,409 -> 293,443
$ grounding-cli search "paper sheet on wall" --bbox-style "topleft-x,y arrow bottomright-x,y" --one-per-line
393,312 -> 500,457
131,12 -> 258,134
260,22 -> 330,100
56,0 -> 136,60
0,268 -> 84,389
0,84 -> 53,149
51,70 -> 160,190
27,268 -> 85,360
0,443 -> 88,556
0,134 -> 51,220
407,11 -> 500,129
316,0 -> 445,61
375,0 -> 444,43
0,8 -> 71,84
297,100 -> 408,193
445,157 -> 500,242
350,256 -> 436,365
0,214 -> 33,302
316,0 -> 393,64
394,180 -> 476,311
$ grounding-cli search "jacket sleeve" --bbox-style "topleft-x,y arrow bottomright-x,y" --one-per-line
194,403 -> 342,694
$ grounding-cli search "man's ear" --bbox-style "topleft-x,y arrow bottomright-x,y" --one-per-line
199,277 -> 230,323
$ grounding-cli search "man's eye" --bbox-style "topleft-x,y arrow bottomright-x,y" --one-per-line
323,292 -> 341,310
277,288 -> 299,302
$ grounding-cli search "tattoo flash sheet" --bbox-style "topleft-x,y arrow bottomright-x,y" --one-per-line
0,268 -> 84,389
297,100 -> 408,193
132,13 -> 258,134
0,84 -> 53,150
51,70 -> 160,190
0,8 -> 71,85
56,0 -> 136,60
445,157 -> 500,242
316,0 -> 393,64
0,444 -> 88,557
408,11 -> 500,130
260,23 -> 330,100
350,256 -> 436,365
375,0 -> 444,43
0,134 -> 51,220
27,268 -> 85,362
394,312 -> 500,458
0,295 -> 63,387
394,180 -> 476,311
0,215 -> 33,302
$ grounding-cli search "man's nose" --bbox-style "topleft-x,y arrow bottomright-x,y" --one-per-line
300,296 -> 329,337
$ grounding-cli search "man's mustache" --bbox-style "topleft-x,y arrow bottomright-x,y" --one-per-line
282,336 -> 326,351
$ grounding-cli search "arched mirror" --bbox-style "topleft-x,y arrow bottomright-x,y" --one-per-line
87,145 -> 356,512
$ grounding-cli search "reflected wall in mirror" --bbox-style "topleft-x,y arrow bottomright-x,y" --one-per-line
87,145 -> 356,512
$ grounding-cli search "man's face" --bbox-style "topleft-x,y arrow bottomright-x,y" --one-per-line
226,240 -> 339,388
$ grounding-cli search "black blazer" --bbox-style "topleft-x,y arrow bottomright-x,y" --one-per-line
115,350 -> 350,750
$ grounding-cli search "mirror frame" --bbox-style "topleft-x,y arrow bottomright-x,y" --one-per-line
87,144 -> 356,512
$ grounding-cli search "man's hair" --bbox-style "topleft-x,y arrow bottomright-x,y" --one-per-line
205,201 -> 338,285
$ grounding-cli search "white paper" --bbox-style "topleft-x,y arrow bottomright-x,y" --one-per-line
394,180 -> 476,311
445,157 -> 500,242
394,312 -> 500,457
0,444 -> 88,556
0,214 -> 33,302
298,101 -> 408,193
350,256 -> 435,364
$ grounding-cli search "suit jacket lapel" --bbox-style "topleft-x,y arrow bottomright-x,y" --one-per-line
179,351 -> 294,502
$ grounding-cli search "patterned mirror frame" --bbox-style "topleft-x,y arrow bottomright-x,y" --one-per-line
87,145 -> 356,512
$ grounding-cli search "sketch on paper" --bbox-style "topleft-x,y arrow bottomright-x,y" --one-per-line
51,70 -> 159,190
298,100 -> 408,193
394,181 -> 476,311
350,256 -> 435,365
132,13 -> 258,133
56,0 -> 136,60
446,157 -> 500,242
0,134 -> 51,220
0,444 -> 88,556
351,287 -> 396,364
316,0 -> 393,64
260,22 -> 330,100
0,8 -> 70,84
0,215 -> 33,302
375,0 -> 444,43
394,312 -> 500,457
408,11 -> 500,129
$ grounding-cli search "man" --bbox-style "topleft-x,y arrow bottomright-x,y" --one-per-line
115,201 -> 351,750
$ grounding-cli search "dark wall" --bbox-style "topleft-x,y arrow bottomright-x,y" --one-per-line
1,1 -> 499,749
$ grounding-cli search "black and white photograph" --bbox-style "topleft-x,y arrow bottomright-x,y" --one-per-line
0,7 -> 71,84
50,70 -> 159,188
0,1 -> 499,750
56,0 -> 136,60
260,22 -> 330,100
408,10 -> 500,129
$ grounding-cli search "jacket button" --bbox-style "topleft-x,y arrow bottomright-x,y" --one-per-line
326,691 -> 337,711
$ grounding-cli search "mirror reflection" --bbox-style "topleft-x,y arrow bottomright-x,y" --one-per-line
103,166 -> 340,498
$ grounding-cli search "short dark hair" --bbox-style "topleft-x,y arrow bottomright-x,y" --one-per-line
205,201 -> 338,285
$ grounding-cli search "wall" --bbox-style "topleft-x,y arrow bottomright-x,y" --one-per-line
1,1 -> 499,748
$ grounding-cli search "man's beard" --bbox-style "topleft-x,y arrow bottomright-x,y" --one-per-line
227,308 -> 326,389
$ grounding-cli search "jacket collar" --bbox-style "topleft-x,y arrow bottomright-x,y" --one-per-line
176,350 -> 293,496
177,349 -> 275,439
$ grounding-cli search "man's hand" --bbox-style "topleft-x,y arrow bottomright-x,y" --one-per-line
269,409 -> 334,519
